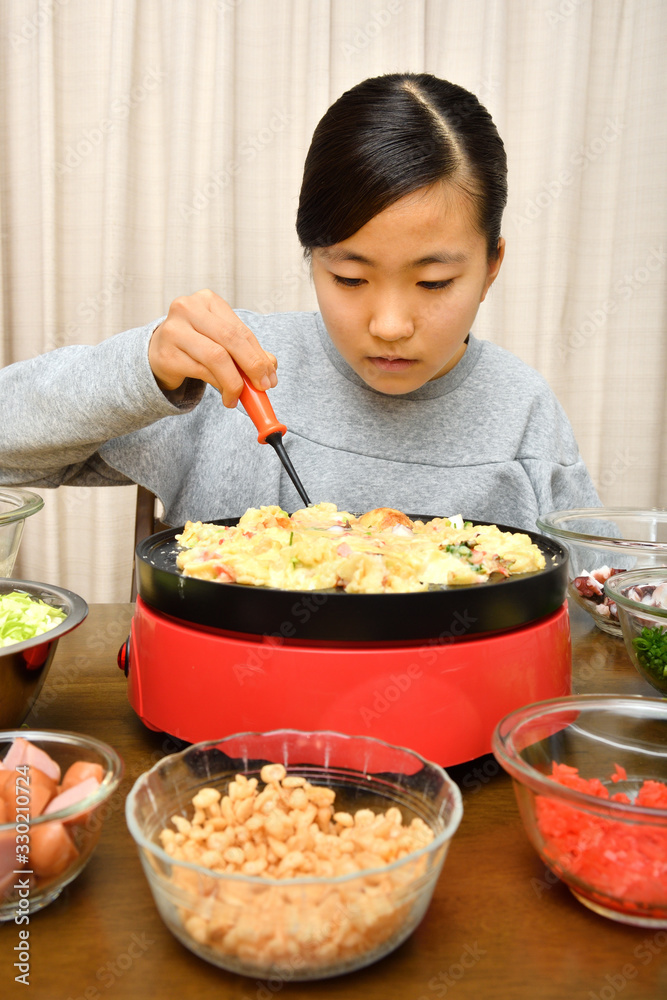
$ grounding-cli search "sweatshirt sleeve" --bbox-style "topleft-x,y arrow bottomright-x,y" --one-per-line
518,389 -> 601,515
0,320 -> 205,489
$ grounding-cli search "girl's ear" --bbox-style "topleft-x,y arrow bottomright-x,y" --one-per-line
480,237 -> 505,301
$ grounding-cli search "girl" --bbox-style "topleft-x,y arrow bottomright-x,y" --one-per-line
0,73 -> 600,529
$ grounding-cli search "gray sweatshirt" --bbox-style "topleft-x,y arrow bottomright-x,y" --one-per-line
0,310 -> 600,529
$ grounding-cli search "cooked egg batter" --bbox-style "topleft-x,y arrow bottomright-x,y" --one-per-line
175,504 -> 545,594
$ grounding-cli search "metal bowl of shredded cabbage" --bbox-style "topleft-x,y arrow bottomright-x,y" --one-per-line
0,580 -> 88,727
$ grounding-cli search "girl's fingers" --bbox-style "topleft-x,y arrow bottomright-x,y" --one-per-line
205,293 -> 277,390
152,323 -> 247,408
266,351 -> 278,372
149,290 -> 278,405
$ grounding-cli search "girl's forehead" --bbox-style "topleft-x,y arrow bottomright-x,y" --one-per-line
316,184 -> 486,268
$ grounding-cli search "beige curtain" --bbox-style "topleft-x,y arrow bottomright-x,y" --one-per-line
1,0 -> 665,603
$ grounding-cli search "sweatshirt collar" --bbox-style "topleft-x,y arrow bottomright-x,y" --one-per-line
315,313 -> 481,400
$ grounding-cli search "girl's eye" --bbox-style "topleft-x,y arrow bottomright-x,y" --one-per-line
332,275 -> 365,287
418,279 -> 454,290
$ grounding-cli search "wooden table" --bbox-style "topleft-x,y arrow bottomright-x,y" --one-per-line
3,601 -> 666,1000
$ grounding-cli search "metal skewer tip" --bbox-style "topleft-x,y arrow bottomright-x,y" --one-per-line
266,432 -> 311,508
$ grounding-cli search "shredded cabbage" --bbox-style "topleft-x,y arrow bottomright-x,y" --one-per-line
0,591 -> 67,648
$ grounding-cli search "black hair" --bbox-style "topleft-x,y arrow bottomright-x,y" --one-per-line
296,73 -> 507,259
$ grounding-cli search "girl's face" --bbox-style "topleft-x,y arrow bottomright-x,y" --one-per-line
312,183 -> 504,394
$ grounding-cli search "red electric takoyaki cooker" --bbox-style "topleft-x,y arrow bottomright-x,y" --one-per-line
120,516 -> 571,766
120,376 -> 570,765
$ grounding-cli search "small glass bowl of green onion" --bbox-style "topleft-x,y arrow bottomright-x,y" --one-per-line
605,569 -> 667,695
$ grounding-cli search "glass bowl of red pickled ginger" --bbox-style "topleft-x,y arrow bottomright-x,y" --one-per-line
492,695 -> 667,927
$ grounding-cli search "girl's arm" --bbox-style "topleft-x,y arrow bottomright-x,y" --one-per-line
0,322 -> 184,488
518,391 -> 601,516
0,291 -> 277,489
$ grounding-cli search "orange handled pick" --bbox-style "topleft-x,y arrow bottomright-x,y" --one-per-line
236,366 -> 311,507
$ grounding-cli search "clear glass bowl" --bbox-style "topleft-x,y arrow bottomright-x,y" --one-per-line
492,695 -> 667,927
125,729 -> 463,980
537,508 -> 667,636
0,729 -> 124,919
0,489 -> 44,577
604,568 -> 667,695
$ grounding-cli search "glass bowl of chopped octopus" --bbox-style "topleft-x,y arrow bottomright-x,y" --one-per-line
125,729 -> 463,980
604,568 -> 667,695
537,508 -> 667,636
492,695 -> 667,927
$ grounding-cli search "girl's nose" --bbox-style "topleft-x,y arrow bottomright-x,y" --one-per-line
368,302 -> 415,341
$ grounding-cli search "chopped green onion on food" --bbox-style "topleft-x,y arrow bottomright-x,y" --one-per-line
444,543 -> 473,561
0,591 -> 67,648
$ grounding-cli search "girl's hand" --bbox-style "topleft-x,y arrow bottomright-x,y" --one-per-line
148,289 -> 278,408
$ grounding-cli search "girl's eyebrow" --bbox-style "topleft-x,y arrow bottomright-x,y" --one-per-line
318,247 -> 469,267
319,247 -> 370,264
412,251 -> 469,266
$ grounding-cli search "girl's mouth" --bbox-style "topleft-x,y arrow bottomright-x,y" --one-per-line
368,356 -> 417,372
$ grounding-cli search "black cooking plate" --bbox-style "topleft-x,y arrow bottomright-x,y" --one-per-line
135,515 -> 568,643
